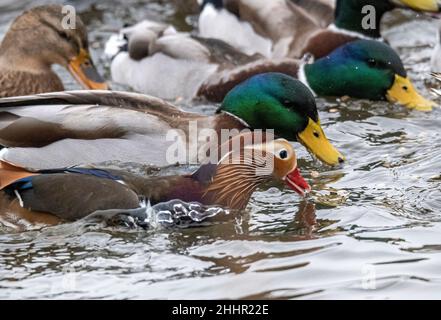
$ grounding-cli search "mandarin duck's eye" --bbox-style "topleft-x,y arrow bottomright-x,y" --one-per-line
279,149 -> 288,159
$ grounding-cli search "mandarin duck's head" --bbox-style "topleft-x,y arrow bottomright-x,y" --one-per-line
195,132 -> 311,210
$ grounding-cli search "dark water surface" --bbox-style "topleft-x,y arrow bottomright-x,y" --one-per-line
0,1 -> 440,299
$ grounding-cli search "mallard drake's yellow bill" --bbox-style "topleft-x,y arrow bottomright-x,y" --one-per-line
297,118 -> 345,167
68,49 -> 108,90
386,75 -> 436,112
397,0 -> 440,12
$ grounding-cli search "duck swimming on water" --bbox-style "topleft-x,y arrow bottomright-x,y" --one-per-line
197,0 -> 441,59
107,22 -> 435,110
0,5 -> 108,98
0,73 -> 345,169
0,132 -> 310,227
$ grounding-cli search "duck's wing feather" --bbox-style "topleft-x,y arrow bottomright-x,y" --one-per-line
236,0 -> 321,58
198,2 -> 273,57
198,58 -> 300,102
0,135 -> 178,170
0,90 -> 186,117
0,91 -> 196,169
15,173 -> 141,221
289,0 -> 335,28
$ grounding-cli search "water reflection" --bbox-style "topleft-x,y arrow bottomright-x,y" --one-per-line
1,0 -> 441,299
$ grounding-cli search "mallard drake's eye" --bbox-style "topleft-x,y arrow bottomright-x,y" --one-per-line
279,149 -> 288,159
367,58 -> 377,68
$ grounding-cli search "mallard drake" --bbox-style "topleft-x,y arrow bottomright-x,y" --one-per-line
108,23 -> 435,110
301,40 -> 436,111
0,73 -> 344,168
200,40 -> 436,112
0,132 -> 310,226
0,5 -> 108,98
302,0 -> 441,59
198,0 -> 441,59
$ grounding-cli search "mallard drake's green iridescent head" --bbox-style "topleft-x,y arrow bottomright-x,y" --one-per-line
304,40 -> 436,111
218,73 -> 345,166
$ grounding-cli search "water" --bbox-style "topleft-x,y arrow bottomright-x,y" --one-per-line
0,1 -> 441,299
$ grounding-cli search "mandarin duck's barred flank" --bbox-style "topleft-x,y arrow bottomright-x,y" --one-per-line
0,73 -> 345,168
0,133 -> 310,227
0,5 -> 107,98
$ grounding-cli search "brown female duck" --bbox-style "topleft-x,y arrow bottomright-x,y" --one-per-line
0,5 -> 107,97
0,133 -> 310,227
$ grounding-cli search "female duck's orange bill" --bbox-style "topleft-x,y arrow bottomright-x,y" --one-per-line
68,49 -> 109,90
285,168 -> 311,197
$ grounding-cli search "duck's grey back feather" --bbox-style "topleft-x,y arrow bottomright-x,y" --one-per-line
0,90 -> 186,117
0,90 -> 205,169
289,0 -> 335,28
